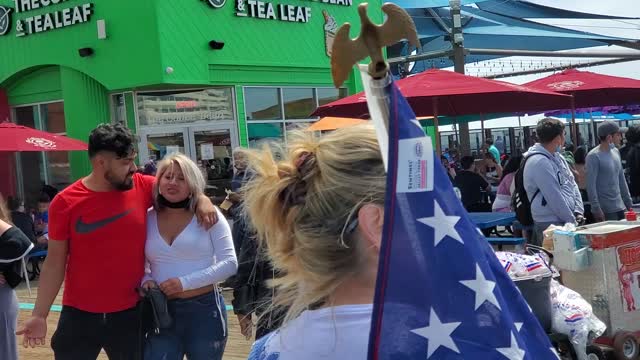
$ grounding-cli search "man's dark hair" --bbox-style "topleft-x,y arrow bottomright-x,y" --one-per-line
574,146 -> 587,164
460,156 -> 475,170
536,118 -> 565,144
88,123 -> 136,159
38,193 -> 51,204
565,144 -> 575,153
485,138 -> 494,146
7,196 -> 22,211
626,125 -> 640,145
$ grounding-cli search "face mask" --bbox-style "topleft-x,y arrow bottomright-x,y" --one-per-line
158,194 -> 191,209
609,142 -> 616,150
555,145 -> 562,153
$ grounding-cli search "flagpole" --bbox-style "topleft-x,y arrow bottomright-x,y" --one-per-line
359,64 -> 391,171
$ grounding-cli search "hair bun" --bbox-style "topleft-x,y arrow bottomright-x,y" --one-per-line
295,151 -> 316,179
279,151 -> 317,209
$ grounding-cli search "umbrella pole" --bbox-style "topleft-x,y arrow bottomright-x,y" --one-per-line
517,115 -> 522,150
481,114 -> 486,148
590,110 -> 595,147
453,118 -> 459,149
434,116 -> 441,155
570,96 -> 578,147
433,97 -> 441,155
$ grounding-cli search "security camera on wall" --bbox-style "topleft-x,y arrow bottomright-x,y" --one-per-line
209,40 -> 225,50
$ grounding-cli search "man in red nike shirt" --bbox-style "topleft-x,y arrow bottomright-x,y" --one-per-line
17,124 -> 217,359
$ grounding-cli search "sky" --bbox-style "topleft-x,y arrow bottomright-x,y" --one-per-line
438,0 -> 640,131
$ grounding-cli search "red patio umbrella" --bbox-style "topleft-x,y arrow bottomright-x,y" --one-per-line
0,122 -> 88,151
524,69 -> 640,108
523,69 -> 640,144
311,68 -> 572,119
312,69 -> 570,153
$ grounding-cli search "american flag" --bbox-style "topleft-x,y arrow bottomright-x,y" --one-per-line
365,76 -> 558,360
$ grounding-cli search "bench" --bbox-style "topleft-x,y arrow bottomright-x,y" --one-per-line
485,237 -> 526,251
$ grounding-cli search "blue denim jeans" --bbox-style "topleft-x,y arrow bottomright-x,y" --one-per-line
144,290 -> 227,360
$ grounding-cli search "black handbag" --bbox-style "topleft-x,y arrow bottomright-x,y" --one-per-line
140,287 -> 173,334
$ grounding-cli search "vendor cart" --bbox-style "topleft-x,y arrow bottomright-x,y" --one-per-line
554,221 -> 640,360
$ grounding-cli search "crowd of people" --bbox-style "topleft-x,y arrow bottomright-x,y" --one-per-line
0,122 -> 389,360
0,118 -> 638,360
443,118 -> 639,245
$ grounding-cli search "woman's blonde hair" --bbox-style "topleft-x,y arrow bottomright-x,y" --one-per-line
153,153 -> 206,212
0,193 -> 11,224
242,124 -> 386,323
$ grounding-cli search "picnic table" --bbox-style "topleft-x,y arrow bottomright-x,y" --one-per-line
468,212 -> 525,251
468,212 -> 516,229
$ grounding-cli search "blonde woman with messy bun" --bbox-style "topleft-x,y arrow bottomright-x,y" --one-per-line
244,124 -> 386,360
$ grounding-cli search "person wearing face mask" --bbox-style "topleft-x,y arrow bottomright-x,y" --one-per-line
523,118 -> 584,245
586,121 -> 633,222
141,153 -> 237,360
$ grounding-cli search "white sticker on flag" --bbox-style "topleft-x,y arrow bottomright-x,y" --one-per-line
396,137 -> 434,193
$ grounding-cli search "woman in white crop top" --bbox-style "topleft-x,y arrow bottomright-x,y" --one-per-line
141,153 -> 237,360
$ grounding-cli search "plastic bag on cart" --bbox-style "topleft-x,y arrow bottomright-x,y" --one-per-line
542,223 -> 576,251
495,251 -> 555,278
550,279 -> 607,360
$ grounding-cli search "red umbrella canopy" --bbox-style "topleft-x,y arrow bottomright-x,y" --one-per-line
0,122 -> 88,151
523,69 -> 640,108
311,68 -> 571,118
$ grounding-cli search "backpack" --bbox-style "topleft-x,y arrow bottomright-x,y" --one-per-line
511,152 -> 551,226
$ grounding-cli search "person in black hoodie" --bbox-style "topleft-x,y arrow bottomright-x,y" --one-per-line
0,194 -> 34,360
622,125 -> 640,202
229,148 -> 284,340
231,214 -> 284,340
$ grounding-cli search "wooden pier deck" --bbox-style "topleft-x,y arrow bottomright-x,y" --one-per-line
15,281 -> 252,360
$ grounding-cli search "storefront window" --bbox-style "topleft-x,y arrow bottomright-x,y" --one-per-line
285,121 -> 314,132
317,87 -> 348,106
13,102 -> 71,206
112,93 -> 127,125
283,88 -> 314,119
245,88 -> 282,120
15,106 -> 44,207
41,102 -> 72,191
42,102 -> 65,133
247,123 -> 284,148
137,88 -> 234,126
244,86 -> 347,145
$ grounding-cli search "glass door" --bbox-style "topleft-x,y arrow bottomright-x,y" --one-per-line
138,127 -> 189,165
139,124 -> 239,200
188,125 -> 239,199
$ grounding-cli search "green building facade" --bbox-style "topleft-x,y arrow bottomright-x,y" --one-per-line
0,0 -> 381,203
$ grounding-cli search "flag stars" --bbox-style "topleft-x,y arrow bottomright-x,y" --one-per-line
460,264 -> 501,310
417,200 -> 463,246
496,332 -> 526,360
410,309 -> 462,358
515,322 -> 523,332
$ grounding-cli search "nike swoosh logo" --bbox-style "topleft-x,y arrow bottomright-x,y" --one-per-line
75,209 -> 134,234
